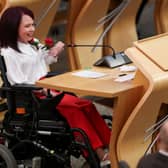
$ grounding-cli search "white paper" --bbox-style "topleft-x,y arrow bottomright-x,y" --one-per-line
114,73 -> 135,82
119,65 -> 137,72
72,70 -> 107,78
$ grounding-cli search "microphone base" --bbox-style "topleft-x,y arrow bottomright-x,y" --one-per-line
93,52 -> 132,68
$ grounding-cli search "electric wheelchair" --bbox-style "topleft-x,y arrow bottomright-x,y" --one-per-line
0,55 -> 103,168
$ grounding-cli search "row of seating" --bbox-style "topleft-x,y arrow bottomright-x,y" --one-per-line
66,0 -> 138,70
1,0 -> 168,71
65,0 -> 168,70
0,1 -> 168,167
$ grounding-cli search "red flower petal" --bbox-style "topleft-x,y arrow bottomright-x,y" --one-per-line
45,37 -> 54,48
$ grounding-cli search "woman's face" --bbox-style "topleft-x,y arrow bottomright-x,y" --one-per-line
18,14 -> 35,43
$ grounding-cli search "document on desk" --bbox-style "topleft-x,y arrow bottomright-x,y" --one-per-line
71,70 -> 107,78
114,73 -> 136,82
119,65 -> 137,72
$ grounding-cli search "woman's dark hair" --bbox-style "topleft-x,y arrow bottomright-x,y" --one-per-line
0,6 -> 34,52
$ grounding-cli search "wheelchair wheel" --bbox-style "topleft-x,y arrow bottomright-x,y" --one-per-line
0,144 -> 17,168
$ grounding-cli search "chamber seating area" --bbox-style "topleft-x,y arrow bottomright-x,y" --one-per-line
1,0 -> 168,168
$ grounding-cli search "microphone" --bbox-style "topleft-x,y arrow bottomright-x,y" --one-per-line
66,43 -> 132,68
66,44 -> 116,59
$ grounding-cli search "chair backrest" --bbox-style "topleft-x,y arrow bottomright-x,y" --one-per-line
0,0 -> 9,16
66,0 -> 110,70
9,0 -> 61,43
65,0 -> 86,70
0,55 -> 10,87
104,0 -> 143,54
0,55 -> 35,117
0,0 -> 9,93
0,55 -> 65,121
154,0 -> 168,34
0,0 -> 9,87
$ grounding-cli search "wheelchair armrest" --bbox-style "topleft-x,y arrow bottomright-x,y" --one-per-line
45,71 -> 61,78
12,84 -> 42,91
45,72 -> 76,97
0,84 -> 42,94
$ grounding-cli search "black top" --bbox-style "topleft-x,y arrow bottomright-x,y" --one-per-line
137,152 -> 168,168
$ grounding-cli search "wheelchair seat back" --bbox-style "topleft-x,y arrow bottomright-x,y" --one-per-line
0,55 -> 68,131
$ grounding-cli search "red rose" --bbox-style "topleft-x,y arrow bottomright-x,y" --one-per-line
44,37 -> 54,49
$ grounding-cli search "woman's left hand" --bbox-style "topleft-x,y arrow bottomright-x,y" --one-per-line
48,41 -> 65,57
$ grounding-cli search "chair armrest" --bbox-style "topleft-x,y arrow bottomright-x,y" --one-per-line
12,84 -> 42,91
45,71 -> 61,78
0,84 -> 42,92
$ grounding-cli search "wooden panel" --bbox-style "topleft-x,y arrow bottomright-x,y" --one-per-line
104,0 -> 142,54
69,0 -> 110,69
65,0 -> 86,70
0,0 -> 9,15
118,45 -> 168,168
134,33 -> 168,71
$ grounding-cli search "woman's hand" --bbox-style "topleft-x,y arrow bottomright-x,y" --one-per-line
48,41 -> 65,57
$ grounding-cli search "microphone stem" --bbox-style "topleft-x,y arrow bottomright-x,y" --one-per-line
66,44 -> 116,59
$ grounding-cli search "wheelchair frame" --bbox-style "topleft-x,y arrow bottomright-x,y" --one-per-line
0,55 -> 100,168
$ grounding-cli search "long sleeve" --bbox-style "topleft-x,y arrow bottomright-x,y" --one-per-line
37,45 -> 58,65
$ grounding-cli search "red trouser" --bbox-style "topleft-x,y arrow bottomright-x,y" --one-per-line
56,93 -> 111,150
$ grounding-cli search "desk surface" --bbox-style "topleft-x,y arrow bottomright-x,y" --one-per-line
36,67 -> 140,98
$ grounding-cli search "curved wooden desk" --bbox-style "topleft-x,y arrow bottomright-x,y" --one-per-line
36,66 -> 143,168
36,33 -> 168,167
118,33 -> 168,168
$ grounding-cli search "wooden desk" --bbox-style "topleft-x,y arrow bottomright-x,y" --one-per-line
118,34 -> 168,168
36,67 -> 141,97
36,66 -> 144,168
37,32 -> 168,168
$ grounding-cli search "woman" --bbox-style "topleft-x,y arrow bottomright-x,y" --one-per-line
0,6 -> 111,167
